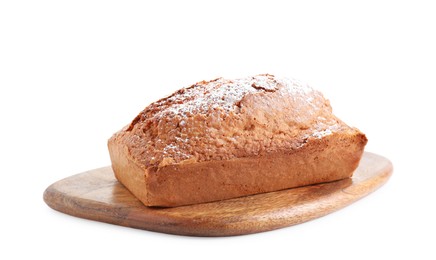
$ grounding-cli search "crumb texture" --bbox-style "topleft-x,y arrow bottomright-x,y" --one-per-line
110,74 -> 353,168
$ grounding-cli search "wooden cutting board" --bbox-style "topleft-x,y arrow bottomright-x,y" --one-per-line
43,152 -> 392,236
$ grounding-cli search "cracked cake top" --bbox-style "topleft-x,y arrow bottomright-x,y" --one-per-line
110,74 -> 349,168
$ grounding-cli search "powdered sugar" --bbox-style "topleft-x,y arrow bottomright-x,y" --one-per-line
312,128 -> 332,139
164,78 -> 254,117
277,76 -> 313,95
156,74 -> 314,119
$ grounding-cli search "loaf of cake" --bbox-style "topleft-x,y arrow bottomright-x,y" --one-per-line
108,74 -> 367,207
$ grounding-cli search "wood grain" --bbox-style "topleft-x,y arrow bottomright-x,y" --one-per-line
43,152 -> 392,236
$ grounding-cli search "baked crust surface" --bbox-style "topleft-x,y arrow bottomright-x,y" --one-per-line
108,74 -> 367,206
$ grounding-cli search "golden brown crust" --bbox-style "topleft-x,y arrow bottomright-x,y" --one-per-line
108,74 -> 367,207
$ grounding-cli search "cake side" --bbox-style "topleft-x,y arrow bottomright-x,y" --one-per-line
109,128 -> 367,207
108,134 -> 150,204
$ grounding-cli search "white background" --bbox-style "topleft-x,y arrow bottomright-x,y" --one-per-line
1,0 -> 435,259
